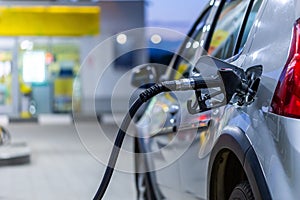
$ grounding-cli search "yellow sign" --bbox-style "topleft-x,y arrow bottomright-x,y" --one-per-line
209,29 -> 229,54
174,63 -> 189,80
0,6 -> 100,36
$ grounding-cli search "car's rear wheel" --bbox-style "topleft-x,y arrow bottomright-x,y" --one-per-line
229,181 -> 254,200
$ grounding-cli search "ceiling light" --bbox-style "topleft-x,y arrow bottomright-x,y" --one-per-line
116,34 -> 127,45
151,34 -> 162,44
20,40 -> 33,51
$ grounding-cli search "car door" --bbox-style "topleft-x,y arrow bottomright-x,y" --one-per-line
177,0 -> 264,199
135,5 -> 213,199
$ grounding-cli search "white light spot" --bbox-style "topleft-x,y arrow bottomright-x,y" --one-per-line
206,24 -> 211,32
252,51 -> 259,60
200,40 -> 205,47
20,40 -> 33,50
257,21 -> 261,28
193,41 -> 200,49
214,0 -> 220,6
116,34 -> 127,45
254,20 -> 262,29
186,41 -> 192,48
151,34 -> 162,44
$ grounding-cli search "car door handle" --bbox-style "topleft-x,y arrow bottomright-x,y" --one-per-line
178,119 -> 210,132
150,119 -> 210,138
150,126 -> 177,137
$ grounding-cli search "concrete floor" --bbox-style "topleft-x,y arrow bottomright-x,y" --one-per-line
0,122 -> 136,200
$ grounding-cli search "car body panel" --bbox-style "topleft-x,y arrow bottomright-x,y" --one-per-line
240,0 -> 299,199
135,0 -> 300,199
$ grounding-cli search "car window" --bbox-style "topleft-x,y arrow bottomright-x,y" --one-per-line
208,0 -> 249,60
237,0 -> 263,53
173,8 -> 211,80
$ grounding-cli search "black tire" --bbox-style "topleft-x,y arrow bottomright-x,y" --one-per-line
229,181 -> 254,200
135,138 -> 155,200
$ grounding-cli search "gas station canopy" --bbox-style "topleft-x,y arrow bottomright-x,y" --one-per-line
0,6 -> 100,36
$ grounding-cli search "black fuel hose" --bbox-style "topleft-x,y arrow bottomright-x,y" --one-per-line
93,77 -> 219,199
93,97 -> 144,200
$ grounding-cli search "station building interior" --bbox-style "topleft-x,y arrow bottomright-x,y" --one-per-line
0,0 -> 208,199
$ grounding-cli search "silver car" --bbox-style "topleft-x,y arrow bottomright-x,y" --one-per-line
132,0 -> 300,199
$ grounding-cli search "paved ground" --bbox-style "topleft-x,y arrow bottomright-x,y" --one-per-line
0,122 -> 136,200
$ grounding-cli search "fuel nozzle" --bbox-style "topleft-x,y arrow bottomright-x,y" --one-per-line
186,66 -> 259,114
